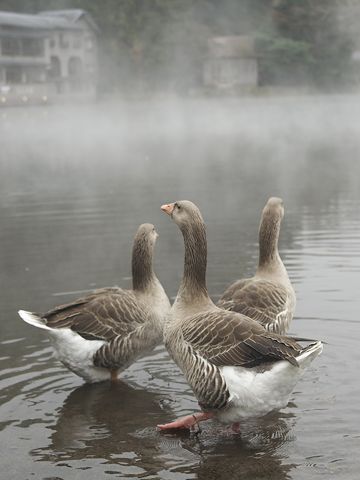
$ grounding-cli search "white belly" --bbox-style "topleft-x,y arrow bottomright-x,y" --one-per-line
49,328 -> 111,383
217,361 -> 303,423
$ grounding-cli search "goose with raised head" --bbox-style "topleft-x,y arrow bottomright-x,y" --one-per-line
218,197 -> 295,335
19,223 -> 170,383
158,200 -> 322,431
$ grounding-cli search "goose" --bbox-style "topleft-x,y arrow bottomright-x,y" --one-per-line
158,201 -> 322,431
18,223 -> 171,383
218,197 -> 296,335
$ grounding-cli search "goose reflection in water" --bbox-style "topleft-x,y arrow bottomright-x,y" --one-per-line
192,414 -> 296,480
31,379 -> 297,479
31,382 -> 169,464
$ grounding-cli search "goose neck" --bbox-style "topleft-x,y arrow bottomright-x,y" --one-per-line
132,242 -> 155,292
258,215 -> 281,268
178,221 -> 208,302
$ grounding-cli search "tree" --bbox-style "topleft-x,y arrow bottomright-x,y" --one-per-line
270,0 -> 354,87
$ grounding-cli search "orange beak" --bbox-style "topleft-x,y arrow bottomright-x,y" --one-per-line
161,203 -> 174,215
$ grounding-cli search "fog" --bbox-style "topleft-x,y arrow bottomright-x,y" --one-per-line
1,94 -> 360,199
1,94 -> 360,310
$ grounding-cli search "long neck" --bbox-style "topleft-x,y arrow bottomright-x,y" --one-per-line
257,213 -> 282,270
132,241 -> 155,291
178,221 -> 208,302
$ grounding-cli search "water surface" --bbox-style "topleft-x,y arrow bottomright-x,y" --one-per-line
1,96 -> 360,479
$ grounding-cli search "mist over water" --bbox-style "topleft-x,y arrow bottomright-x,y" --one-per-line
1,95 -> 360,479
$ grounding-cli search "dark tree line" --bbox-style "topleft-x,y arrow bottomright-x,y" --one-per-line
0,0 -> 356,92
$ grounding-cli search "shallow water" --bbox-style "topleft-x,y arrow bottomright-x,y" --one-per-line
1,96 -> 360,479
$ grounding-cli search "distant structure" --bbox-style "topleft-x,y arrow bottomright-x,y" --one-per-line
0,9 -> 98,105
203,36 -> 258,91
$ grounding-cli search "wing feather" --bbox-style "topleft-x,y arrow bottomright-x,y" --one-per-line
41,289 -> 150,341
218,279 -> 293,334
180,309 -> 301,368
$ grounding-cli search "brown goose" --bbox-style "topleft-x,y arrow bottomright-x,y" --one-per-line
158,201 -> 322,431
218,197 -> 295,335
18,223 -> 170,383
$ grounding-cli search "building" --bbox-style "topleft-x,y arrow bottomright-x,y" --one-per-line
203,36 -> 258,92
0,9 -> 98,105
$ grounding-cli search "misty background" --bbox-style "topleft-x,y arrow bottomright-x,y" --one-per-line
1,0 -> 360,94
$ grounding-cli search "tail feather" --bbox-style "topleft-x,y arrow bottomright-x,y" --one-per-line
296,341 -> 323,368
18,310 -> 52,330
288,335 -> 328,345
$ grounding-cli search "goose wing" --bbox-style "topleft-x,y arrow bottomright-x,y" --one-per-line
93,320 -> 158,370
218,279 -> 292,334
180,309 -> 302,368
41,289 -> 150,341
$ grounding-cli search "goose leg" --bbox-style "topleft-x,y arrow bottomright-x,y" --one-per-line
157,411 -> 214,431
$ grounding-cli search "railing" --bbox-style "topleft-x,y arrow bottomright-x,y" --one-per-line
0,83 -> 55,106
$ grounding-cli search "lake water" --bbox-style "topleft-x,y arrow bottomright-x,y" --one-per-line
0,96 -> 359,479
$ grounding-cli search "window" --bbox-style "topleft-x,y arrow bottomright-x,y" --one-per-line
22,38 -> 44,57
73,34 -> 82,49
48,56 -> 61,79
1,38 -> 22,56
49,37 -> 56,48
5,66 -> 22,84
1,37 -> 44,57
59,33 -> 69,49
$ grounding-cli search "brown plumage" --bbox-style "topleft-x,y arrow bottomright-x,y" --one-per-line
218,197 -> 296,334
41,288 -> 150,342
180,311 -> 301,368
19,223 -> 170,383
158,200 -> 322,430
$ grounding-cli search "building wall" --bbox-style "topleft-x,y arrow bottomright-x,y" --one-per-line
204,57 -> 258,89
44,23 -> 97,94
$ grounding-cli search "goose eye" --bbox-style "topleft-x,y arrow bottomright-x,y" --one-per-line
175,203 -> 181,210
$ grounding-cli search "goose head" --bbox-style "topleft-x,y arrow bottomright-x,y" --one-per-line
161,200 -> 205,232
261,197 -> 284,223
132,223 -> 159,291
258,197 -> 285,268
134,223 -> 158,250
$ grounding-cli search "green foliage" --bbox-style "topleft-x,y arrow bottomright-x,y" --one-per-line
271,0 -> 354,87
258,35 -> 313,65
256,34 -> 314,86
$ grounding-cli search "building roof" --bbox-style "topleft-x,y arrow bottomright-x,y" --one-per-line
208,36 -> 256,59
0,9 -> 99,32
39,9 -> 99,32
40,9 -> 85,22
0,10 -> 80,30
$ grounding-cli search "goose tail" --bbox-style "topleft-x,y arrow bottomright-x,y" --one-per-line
296,340 -> 323,368
18,310 -> 52,330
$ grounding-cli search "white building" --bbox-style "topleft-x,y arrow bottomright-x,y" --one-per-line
0,9 -> 98,105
